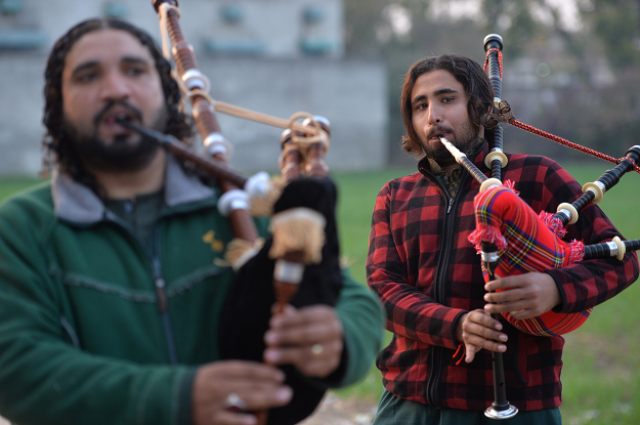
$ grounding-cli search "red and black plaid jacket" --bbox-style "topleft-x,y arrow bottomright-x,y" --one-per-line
367,142 -> 639,411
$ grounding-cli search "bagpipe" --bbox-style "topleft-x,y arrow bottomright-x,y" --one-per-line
440,34 -> 640,419
118,1 -> 345,424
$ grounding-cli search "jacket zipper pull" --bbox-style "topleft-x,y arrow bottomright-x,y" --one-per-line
155,277 -> 168,314
447,198 -> 454,214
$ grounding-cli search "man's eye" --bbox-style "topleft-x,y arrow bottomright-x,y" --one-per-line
76,72 -> 97,83
442,97 -> 454,103
126,67 -> 145,76
416,103 -> 428,111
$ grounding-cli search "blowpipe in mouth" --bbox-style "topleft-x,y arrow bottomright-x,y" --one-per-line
439,137 -> 466,163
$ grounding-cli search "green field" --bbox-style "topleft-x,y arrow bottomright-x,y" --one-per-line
2,164 -> 639,424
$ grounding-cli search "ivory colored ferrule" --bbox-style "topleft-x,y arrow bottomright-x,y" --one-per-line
204,133 -> 233,158
557,202 -> 579,225
439,137 -> 466,162
481,250 -> 500,263
484,150 -> 508,170
582,181 -> 606,204
182,68 -> 211,92
245,172 -> 272,199
493,97 -> 502,107
479,178 -> 503,193
218,189 -> 249,217
613,236 -> 626,261
274,260 -> 305,284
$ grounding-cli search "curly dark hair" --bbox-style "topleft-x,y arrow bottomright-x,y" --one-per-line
400,54 -> 500,158
42,17 -> 192,189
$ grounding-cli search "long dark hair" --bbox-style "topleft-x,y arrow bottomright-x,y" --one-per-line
400,54 -> 499,158
42,17 -> 192,189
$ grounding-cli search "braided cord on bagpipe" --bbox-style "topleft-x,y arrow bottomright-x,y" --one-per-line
508,119 -> 640,174
484,48 -> 503,79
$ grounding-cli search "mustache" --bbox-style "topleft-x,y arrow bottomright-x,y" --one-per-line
426,125 -> 454,139
93,100 -> 143,126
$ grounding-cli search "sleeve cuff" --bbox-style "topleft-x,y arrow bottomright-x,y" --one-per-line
544,270 -> 568,313
176,368 -> 198,425
451,310 -> 468,345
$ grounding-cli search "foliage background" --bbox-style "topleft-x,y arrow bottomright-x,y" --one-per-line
343,0 -> 640,166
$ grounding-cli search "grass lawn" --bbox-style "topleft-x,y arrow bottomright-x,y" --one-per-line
0,177 -> 43,201
1,163 -> 639,424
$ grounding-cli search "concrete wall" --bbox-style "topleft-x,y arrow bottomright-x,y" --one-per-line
0,53 -> 48,174
0,54 -> 387,175
0,0 -> 343,58
0,0 -> 387,176
206,58 -> 387,172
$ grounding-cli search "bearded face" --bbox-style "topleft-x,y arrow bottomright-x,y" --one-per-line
410,70 -> 483,167
60,29 -> 168,174
61,99 -> 167,173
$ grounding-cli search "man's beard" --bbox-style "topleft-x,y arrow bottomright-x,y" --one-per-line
422,121 -> 482,165
62,101 -> 168,173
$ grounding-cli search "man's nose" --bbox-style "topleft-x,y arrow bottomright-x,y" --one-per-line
427,104 -> 442,125
100,71 -> 131,100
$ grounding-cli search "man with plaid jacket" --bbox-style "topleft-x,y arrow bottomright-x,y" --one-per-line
367,54 -> 639,424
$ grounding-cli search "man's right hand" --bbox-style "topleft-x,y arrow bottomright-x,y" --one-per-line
192,361 -> 292,425
457,309 -> 508,363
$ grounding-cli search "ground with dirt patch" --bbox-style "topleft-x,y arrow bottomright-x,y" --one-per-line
299,393 -> 378,425
0,393 -> 377,425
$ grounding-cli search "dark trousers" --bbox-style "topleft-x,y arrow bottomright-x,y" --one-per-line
372,388 -> 562,425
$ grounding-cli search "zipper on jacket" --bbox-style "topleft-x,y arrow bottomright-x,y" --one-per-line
425,211 -> 455,407
422,170 -> 470,407
103,210 -> 180,364
154,274 -> 168,314
152,246 -> 179,365
447,198 -> 454,214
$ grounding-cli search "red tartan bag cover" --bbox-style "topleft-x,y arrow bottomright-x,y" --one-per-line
468,185 -> 591,337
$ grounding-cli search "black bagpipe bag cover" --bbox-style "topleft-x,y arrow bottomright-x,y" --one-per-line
218,177 -> 343,425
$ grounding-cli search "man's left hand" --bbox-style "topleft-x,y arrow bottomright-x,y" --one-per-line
263,305 -> 343,378
484,272 -> 561,320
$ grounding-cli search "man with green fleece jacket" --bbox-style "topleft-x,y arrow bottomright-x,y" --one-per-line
0,17 -> 383,425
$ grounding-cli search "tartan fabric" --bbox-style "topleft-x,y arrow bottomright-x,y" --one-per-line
366,142 -> 639,411
468,186 -> 590,336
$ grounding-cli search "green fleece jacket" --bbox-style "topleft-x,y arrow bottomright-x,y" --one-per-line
0,155 -> 383,425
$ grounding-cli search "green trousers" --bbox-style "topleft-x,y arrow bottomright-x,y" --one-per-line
372,389 -> 562,425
